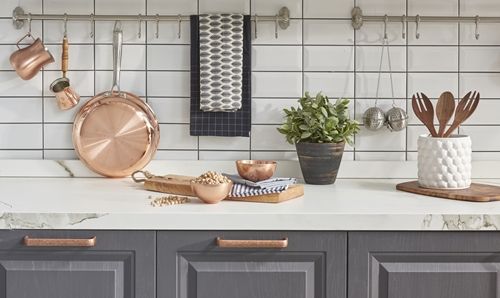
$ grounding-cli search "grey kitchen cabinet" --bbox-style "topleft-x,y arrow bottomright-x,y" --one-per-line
349,232 -> 500,298
0,230 -> 155,298
157,231 -> 346,298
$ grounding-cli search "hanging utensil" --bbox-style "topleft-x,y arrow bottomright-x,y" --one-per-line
49,14 -> 80,110
436,91 -> 455,137
72,21 -> 160,177
412,92 -> 438,137
443,91 -> 480,137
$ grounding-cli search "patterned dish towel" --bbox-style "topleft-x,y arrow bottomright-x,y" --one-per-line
199,14 -> 244,112
189,15 -> 252,137
230,184 -> 289,197
224,174 -> 296,189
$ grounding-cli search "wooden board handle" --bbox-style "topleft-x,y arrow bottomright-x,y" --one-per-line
61,37 -> 69,77
23,236 -> 96,247
216,237 -> 288,248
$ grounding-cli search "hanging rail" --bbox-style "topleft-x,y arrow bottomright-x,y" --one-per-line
352,6 -> 495,39
12,6 -> 290,30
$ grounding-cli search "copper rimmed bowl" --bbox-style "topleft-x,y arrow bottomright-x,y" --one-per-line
236,160 -> 277,182
191,181 -> 233,204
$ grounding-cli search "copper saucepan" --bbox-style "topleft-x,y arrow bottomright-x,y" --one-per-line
72,22 -> 160,177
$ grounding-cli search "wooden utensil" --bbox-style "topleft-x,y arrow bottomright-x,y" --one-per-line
396,181 -> 500,202
443,91 -> 480,137
412,92 -> 438,137
436,91 -> 455,137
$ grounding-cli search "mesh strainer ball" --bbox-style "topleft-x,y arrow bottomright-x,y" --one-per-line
363,107 -> 386,131
386,106 -> 408,132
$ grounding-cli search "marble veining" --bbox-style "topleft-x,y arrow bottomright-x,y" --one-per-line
0,213 -> 106,229
422,215 -> 500,230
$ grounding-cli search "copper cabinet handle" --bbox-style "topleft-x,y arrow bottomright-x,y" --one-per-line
23,236 -> 96,247
216,237 -> 288,248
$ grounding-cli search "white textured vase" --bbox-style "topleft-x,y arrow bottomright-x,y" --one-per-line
417,135 -> 472,189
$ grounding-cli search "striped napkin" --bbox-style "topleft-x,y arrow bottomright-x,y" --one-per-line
230,184 -> 289,197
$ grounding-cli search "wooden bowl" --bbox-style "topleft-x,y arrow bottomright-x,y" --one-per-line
236,160 -> 277,182
190,181 -> 233,204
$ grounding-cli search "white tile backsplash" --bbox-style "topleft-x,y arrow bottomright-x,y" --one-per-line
0,0 -> 500,161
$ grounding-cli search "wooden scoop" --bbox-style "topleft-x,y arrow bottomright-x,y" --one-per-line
436,91 -> 455,137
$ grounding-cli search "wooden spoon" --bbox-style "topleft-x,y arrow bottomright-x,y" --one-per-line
412,92 -> 438,137
443,91 -> 480,137
436,91 -> 456,137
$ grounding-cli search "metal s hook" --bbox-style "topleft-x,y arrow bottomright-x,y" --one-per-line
475,15 -> 480,40
177,14 -> 182,39
155,14 -> 160,38
274,14 -> 279,38
401,15 -> 406,39
415,14 -> 421,39
89,13 -> 95,38
137,14 -> 142,39
254,14 -> 258,39
383,14 -> 388,40
63,13 -> 68,37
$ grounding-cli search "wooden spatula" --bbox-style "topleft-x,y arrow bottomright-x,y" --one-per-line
443,91 -> 480,137
412,92 -> 438,137
436,91 -> 456,137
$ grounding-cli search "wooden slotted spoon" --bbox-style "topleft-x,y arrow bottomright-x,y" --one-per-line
412,92 -> 438,137
436,91 -> 455,137
443,91 -> 480,137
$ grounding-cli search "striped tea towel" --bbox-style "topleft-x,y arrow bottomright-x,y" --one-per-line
230,183 -> 289,197
224,174 -> 296,189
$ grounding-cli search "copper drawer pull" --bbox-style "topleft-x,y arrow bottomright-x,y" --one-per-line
23,236 -> 96,247
216,237 -> 288,248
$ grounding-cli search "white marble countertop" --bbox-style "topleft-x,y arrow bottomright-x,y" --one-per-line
1,160 -> 500,231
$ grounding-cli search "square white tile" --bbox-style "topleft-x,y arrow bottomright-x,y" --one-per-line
0,150 -> 42,159
95,0 -> 145,14
304,0 -> 353,18
158,124 -> 197,150
252,72 -> 302,98
460,0 -> 499,17
253,46 -> 302,71
147,72 -> 190,97
407,73 -> 458,99
466,100 -> 500,125
304,72 -> 355,98
251,150 -> 298,161
0,98 -> 41,122
356,72 -> 406,99
199,150 -> 250,160
148,98 -> 190,124
252,98 -> 297,124
154,150 -> 198,160
199,136 -> 250,150
304,20 -> 354,45
0,124 -> 42,149
355,151 -> 406,161
251,125 -> 294,150
147,45 -> 190,71
44,123 -> 73,149
408,46 -> 458,72
43,150 -> 77,160
0,71 -> 42,96
95,44 -> 146,70
461,126 -> 500,151
460,23 -> 500,45
460,73 -> 500,98
43,0 -> 93,14
408,0 -> 458,16
460,47 -> 500,72
355,127 -> 406,151
147,0 -> 197,14
305,46 -> 354,72
355,46 -> 405,72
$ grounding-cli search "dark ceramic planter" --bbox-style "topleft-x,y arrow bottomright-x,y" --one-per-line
295,142 -> 345,185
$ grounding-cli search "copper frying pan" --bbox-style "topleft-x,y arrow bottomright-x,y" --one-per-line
73,22 -> 159,177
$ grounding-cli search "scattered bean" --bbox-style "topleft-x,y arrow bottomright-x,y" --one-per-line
149,195 -> 189,207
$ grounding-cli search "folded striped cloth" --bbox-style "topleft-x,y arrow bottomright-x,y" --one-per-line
230,183 -> 289,197
224,174 -> 296,189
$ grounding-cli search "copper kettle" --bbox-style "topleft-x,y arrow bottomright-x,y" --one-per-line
10,34 -> 54,80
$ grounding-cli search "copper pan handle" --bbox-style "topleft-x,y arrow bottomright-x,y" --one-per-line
111,21 -> 122,93
216,237 -> 288,248
23,236 -> 96,247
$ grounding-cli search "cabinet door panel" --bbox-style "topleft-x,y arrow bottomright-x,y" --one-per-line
0,230 -> 155,298
349,232 -> 500,298
158,231 -> 346,298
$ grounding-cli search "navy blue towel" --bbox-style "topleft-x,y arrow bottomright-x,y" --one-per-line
189,15 -> 252,137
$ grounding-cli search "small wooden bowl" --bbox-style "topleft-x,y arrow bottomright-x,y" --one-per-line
191,181 -> 233,204
236,160 -> 277,182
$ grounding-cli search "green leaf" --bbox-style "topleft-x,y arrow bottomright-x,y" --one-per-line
301,132 -> 312,139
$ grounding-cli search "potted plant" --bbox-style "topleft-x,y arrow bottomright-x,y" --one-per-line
277,92 -> 359,185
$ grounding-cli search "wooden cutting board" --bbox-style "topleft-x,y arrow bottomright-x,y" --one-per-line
396,181 -> 500,202
141,175 -> 303,203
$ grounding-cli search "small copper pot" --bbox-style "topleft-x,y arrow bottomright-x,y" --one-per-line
10,34 -> 54,80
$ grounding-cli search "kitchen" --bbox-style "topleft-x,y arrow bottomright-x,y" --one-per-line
1,0 -> 500,297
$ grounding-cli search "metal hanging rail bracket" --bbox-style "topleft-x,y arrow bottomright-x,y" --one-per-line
352,6 -> 500,30
12,6 -> 290,30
